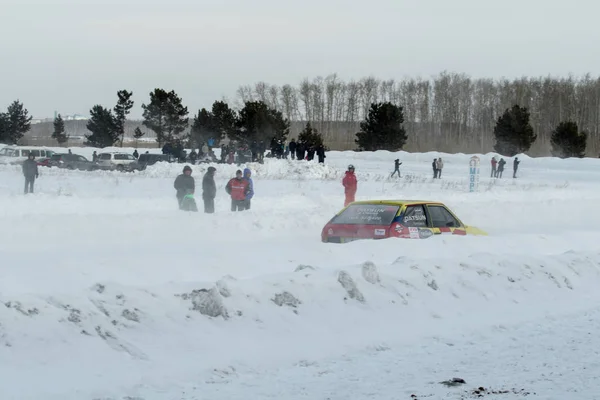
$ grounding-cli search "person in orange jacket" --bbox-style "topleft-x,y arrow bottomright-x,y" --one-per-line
342,164 -> 357,207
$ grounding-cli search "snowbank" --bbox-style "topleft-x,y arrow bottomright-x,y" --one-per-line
2,250 -> 600,399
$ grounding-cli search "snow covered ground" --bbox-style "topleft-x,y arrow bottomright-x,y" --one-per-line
1,149 -> 600,399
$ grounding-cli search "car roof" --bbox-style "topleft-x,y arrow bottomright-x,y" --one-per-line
348,200 -> 445,206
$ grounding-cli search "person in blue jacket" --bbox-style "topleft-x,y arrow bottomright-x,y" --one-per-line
243,168 -> 254,210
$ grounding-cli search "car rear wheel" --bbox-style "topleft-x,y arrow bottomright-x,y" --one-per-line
116,164 -> 124,171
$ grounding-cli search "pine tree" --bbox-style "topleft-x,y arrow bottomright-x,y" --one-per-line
298,122 -> 324,148
52,114 -> 69,145
235,101 -> 289,144
113,90 -> 134,147
493,105 -> 537,156
550,121 -> 587,158
190,108 -> 216,147
2,100 -> 32,144
0,113 -> 8,144
190,101 -> 238,147
211,101 -> 237,141
141,89 -> 189,146
355,102 -> 407,151
85,105 -> 119,148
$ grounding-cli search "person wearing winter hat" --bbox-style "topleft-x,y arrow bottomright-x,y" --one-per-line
202,166 -> 217,213
22,153 -> 39,194
225,169 -> 250,211
342,164 -> 357,207
173,165 -> 195,209
242,168 -> 254,210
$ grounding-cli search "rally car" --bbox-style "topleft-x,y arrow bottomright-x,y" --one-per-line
321,200 -> 487,243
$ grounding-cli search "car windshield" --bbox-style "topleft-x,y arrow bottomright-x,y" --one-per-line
331,204 -> 400,225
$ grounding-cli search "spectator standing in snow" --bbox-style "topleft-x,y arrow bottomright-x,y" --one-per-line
189,149 -> 198,165
391,158 -> 402,178
92,151 -> 98,162
316,144 -> 326,164
243,168 -> 254,210
173,165 -> 195,210
497,158 -> 506,178
342,165 -> 357,207
22,153 -> 39,194
202,166 -> 217,213
436,158 -> 444,178
289,139 -> 297,160
513,157 -> 520,178
133,149 -> 139,159
226,169 -> 250,212
432,158 -> 438,178
491,157 -> 497,178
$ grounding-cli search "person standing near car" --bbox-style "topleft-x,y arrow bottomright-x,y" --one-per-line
174,165 -> 195,210
342,165 -> 357,207
225,169 -> 250,211
243,168 -> 254,210
202,166 -> 217,213
22,153 -> 39,194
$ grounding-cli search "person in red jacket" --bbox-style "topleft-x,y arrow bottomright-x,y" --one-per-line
342,164 -> 357,207
225,169 -> 250,211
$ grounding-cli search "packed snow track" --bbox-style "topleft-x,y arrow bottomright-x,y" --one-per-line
1,149 -> 600,399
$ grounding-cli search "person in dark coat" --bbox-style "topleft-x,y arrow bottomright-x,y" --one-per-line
432,158 -> 438,179
289,139 -> 297,160
391,158 -> 402,178
497,158 -> 506,178
202,166 -> 217,213
189,149 -> 198,165
133,149 -> 139,159
174,165 -> 195,209
316,144 -> 326,163
22,153 -> 39,194
513,157 -> 520,178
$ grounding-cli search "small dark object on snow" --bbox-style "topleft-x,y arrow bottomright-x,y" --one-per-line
440,377 -> 466,387
470,387 -> 532,397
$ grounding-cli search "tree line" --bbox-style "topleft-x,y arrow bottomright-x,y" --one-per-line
234,72 -> 600,156
0,71 -> 594,158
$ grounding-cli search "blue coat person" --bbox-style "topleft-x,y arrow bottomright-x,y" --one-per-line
243,168 -> 254,209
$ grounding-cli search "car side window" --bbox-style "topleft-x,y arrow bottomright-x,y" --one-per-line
77,156 -> 87,162
427,206 -> 461,228
402,205 -> 428,227
99,154 -> 111,160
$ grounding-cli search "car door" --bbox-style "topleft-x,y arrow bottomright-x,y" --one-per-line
425,205 -> 466,235
396,204 -> 434,238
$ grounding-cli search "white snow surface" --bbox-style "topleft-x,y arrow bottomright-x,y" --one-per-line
1,149 -> 600,399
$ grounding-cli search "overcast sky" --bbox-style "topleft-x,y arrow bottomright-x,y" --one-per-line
1,0 -> 599,119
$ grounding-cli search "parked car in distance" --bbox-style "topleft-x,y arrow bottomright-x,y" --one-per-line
96,152 -> 138,171
0,146 -> 55,164
132,153 -> 174,170
49,153 -> 98,171
36,157 -> 51,167
321,200 -> 487,243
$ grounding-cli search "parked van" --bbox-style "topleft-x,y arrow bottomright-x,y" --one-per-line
0,146 -> 56,164
96,152 -> 138,171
